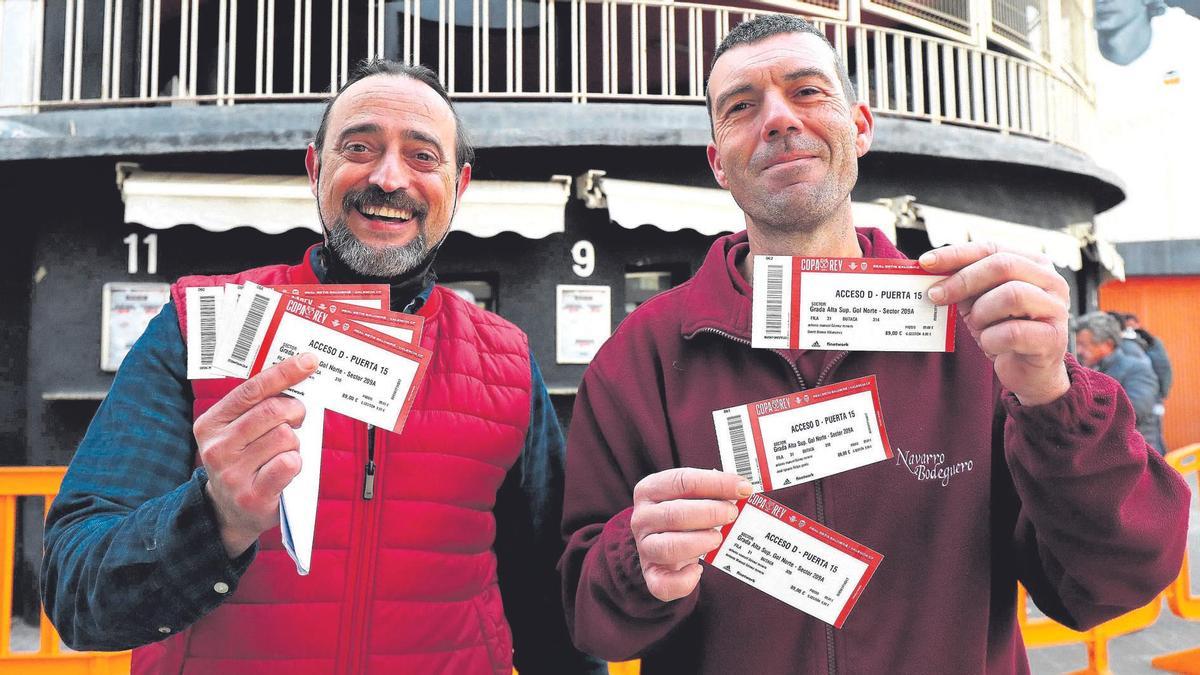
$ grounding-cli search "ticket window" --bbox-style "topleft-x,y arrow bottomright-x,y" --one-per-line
624,265 -> 688,316
441,277 -> 497,312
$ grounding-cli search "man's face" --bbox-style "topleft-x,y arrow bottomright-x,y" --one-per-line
1075,329 -> 1114,367
705,32 -> 873,234
305,74 -> 471,278
1094,0 -> 1146,32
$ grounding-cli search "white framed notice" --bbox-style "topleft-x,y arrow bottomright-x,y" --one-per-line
556,284 -> 611,364
101,282 -> 171,372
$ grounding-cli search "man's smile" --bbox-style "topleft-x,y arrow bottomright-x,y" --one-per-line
356,204 -> 415,224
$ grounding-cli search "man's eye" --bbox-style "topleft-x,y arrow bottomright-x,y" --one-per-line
729,101 -> 751,113
414,151 -> 439,163
797,86 -> 821,97
345,142 -> 369,153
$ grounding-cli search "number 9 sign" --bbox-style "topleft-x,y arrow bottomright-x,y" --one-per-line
571,240 -> 595,278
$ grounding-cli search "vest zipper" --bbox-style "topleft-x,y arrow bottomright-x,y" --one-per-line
363,425 -> 376,500
691,327 -> 849,675
342,425 -> 385,675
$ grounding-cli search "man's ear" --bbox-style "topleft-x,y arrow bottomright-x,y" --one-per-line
304,143 -> 320,198
451,163 -> 472,216
852,103 -> 875,158
456,163 -> 472,202
707,143 -> 729,190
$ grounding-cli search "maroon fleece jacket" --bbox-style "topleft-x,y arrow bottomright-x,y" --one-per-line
560,228 -> 1190,674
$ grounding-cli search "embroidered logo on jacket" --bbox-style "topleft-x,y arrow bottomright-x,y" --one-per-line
894,447 -> 974,486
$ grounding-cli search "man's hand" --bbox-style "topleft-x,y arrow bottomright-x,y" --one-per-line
194,354 -> 319,558
630,468 -> 751,602
920,243 -> 1071,406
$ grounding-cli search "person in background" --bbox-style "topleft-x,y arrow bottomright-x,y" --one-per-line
1076,312 -> 1164,454
1122,311 -> 1173,453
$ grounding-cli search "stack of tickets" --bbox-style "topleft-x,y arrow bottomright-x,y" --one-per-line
183,282 -> 432,575
703,256 -> 957,628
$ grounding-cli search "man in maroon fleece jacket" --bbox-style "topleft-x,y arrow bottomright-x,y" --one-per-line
560,13 -> 1191,675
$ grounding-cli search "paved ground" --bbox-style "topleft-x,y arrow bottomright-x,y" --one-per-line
11,500 -> 1199,673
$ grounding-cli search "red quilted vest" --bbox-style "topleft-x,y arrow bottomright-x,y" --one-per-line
132,248 -> 531,675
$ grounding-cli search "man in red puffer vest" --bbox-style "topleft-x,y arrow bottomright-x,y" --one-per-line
43,60 -> 603,675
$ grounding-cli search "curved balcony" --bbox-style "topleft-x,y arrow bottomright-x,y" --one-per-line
0,0 -> 1092,150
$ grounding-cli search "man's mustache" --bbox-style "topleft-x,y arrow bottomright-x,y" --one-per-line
343,186 -> 429,222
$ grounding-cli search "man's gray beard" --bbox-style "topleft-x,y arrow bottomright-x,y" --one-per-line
325,219 -> 429,278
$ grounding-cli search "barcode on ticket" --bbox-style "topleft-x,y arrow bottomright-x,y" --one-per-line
231,293 -> 272,366
726,413 -> 754,483
764,263 -> 785,337
716,407 -> 762,490
199,294 -> 217,367
186,286 -> 229,380
751,256 -> 793,348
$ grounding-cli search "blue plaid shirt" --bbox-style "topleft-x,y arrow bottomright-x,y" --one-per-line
42,282 -> 601,674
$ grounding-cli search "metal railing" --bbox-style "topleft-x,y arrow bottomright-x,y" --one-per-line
991,0 -> 1050,57
0,0 -> 1093,149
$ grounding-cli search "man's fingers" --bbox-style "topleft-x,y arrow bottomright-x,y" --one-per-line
638,529 -> 725,566
977,319 -> 1067,363
963,280 -> 1068,334
643,561 -> 704,603
632,499 -> 738,537
925,250 -> 1065,306
204,354 -> 319,425
633,467 -> 752,505
251,449 -> 303,501
919,242 -> 1050,275
217,395 -> 307,455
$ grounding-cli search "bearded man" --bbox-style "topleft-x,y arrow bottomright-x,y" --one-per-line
42,59 -> 601,675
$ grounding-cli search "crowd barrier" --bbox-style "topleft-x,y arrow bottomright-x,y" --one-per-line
1,446 -> 1196,675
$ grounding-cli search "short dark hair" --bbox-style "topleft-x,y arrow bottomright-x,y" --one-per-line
705,13 -> 857,129
313,59 -> 475,172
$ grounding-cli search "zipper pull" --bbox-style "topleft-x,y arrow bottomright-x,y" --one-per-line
362,460 -> 376,500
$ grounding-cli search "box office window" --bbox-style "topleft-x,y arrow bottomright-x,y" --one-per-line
625,265 -> 689,316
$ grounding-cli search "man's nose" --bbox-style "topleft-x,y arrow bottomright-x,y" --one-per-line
369,149 -> 411,194
760,91 -> 802,141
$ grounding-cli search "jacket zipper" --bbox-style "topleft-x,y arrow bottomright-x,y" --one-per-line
343,425 -> 383,674
692,328 -> 848,675
363,425 -> 377,500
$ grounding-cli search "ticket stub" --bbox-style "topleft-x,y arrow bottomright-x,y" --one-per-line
328,303 -> 425,344
214,284 -> 431,433
705,493 -> 882,628
186,286 -> 227,380
272,284 -> 389,310
713,376 -> 892,493
751,256 -> 955,352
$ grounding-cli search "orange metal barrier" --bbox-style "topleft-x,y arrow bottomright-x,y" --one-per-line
1018,582 -> 1162,675
0,466 -> 131,674
1151,444 -> 1200,674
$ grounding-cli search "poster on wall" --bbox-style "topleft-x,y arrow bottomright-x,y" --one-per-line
1091,0 -> 1200,243
101,282 -> 171,372
556,284 -> 612,364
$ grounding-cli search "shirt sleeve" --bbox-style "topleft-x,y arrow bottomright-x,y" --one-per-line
40,302 -> 256,651
493,353 -> 607,675
1002,353 -> 1190,631
559,365 -> 701,662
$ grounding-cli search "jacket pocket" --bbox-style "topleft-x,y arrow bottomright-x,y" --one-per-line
469,585 -> 513,675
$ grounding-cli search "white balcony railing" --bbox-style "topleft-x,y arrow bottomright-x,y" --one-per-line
0,0 -> 1091,150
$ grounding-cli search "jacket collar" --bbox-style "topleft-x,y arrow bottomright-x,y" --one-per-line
679,227 -> 908,340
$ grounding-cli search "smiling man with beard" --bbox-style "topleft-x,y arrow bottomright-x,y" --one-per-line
42,59 -> 602,675
560,14 -> 1189,674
